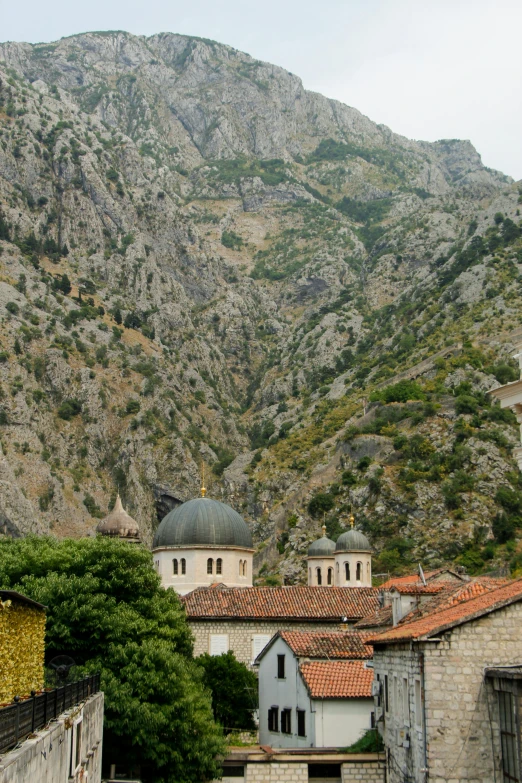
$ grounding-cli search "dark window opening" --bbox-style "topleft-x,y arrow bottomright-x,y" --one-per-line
181,558 -> 186,575
173,558 -> 178,575
222,766 -> 245,778
308,764 -> 342,779
277,654 -> 286,679
207,558 -> 213,575
216,558 -> 223,575
281,708 -> 292,734
297,709 -> 306,737
345,562 -> 350,581
356,561 -> 362,580
327,568 -> 333,585
268,707 -> 279,733
316,567 -> 322,586
499,690 -> 521,783
385,674 -> 389,713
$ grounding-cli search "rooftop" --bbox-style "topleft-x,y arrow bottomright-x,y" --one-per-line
378,568 -> 465,590
278,630 -> 373,659
370,577 -> 522,644
182,585 -> 380,621
300,660 -> 374,699
0,590 -> 46,611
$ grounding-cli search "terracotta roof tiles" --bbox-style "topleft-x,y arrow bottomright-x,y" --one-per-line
279,630 -> 373,659
182,586 -> 380,621
370,577 -> 522,644
300,660 -> 374,699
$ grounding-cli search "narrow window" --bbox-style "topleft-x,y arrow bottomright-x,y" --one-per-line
345,562 -> 350,581
239,559 -> 243,576
297,709 -> 306,737
308,567 -> 311,582
499,690 -> 521,783
327,568 -> 333,585
281,708 -> 292,734
277,654 -> 286,679
367,562 -> 370,578
402,677 -> 409,723
216,558 -> 223,575
356,561 -> 362,581
316,567 -> 322,586
414,679 -> 422,728
243,560 -> 247,576
376,674 -> 381,708
207,558 -> 213,575
385,675 -> 389,713
173,558 -> 178,575
181,558 -> 186,575
371,712 -> 375,728
268,707 -> 279,732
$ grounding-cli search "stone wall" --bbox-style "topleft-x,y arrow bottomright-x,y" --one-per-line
0,691 -> 103,783
218,754 -> 384,783
189,619 -> 353,666
374,599 -> 522,783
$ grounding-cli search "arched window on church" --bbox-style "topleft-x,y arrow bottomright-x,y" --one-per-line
366,562 -> 370,579
316,567 -> 322,586
345,562 -> 350,581
327,568 -> 333,585
239,559 -> 243,576
216,558 -> 223,575
356,562 -> 362,581
243,560 -> 247,576
207,558 -> 213,575
308,567 -> 311,582
181,558 -> 186,575
173,558 -> 178,575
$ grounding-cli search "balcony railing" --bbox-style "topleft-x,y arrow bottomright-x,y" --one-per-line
0,673 -> 101,754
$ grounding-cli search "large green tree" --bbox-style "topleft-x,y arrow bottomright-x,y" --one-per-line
0,536 -> 225,783
197,651 -> 259,731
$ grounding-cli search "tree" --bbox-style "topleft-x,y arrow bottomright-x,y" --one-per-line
196,651 -> 258,731
0,537 -> 225,783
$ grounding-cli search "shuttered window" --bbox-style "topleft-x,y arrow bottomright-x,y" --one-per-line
209,634 -> 229,656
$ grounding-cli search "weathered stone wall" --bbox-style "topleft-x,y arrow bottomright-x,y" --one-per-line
189,619 -> 353,666
0,691 -> 103,783
219,757 -> 384,783
374,600 -> 522,783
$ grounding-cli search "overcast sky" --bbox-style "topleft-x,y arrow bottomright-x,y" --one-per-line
2,0 -> 521,179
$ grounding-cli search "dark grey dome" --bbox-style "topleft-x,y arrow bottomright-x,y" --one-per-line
335,529 -> 371,552
308,536 -> 336,557
153,497 -> 253,549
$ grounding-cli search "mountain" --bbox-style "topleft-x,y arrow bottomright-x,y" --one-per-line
0,31 -> 521,580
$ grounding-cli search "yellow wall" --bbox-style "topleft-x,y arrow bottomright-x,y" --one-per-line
0,600 -> 46,703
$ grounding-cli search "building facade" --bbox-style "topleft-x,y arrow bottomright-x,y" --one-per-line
306,522 -> 373,588
0,590 -> 45,703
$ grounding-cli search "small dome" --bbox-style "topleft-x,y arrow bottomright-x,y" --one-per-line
335,529 -> 371,552
153,497 -> 253,549
97,495 -> 140,540
308,530 -> 336,557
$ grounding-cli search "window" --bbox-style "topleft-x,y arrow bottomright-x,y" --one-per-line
297,709 -> 306,737
252,634 -> 271,661
173,558 -> 178,575
402,677 -> 409,724
316,567 -> 322,586
376,674 -> 381,708
371,711 -> 375,728
210,634 -> 228,656
69,718 -> 83,777
222,766 -> 245,778
281,708 -> 292,734
393,676 -> 398,713
367,562 -> 370,578
216,558 -> 223,575
239,560 -> 243,576
308,764 -> 341,779
356,561 -> 362,581
308,567 -> 311,582
277,654 -> 286,679
268,707 -> 279,732
207,558 -> 213,575
499,690 -> 521,783
181,558 -> 186,575
414,679 -> 422,728
344,562 -> 350,581
384,674 -> 389,713
327,568 -> 333,585
243,560 -> 247,576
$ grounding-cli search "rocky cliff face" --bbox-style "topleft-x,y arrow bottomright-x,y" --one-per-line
0,31 -> 521,579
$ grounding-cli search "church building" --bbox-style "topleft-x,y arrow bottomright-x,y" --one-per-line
307,517 -> 372,588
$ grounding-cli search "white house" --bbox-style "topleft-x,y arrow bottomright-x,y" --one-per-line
256,630 -> 375,749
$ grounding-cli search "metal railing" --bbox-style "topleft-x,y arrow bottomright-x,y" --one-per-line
0,673 -> 100,754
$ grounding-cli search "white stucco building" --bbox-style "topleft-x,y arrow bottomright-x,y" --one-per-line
256,630 -> 375,749
152,492 -> 254,594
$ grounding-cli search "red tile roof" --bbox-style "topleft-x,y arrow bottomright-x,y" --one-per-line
182,586 -> 380,621
279,630 -> 373,659
300,660 -> 374,699
354,605 -> 393,630
370,577 -> 522,644
389,583 -> 450,595
378,569 -> 464,590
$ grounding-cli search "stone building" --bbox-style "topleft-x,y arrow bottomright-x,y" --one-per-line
96,493 -> 141,543
152,492 -> 254,594
182,585 -> 380,665
370,577 -> 522,783
307,519 -> 373,588
256,630 -> 375,748
0,590 -> 45,703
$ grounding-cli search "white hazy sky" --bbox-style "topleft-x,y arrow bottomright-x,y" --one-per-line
2,0 -> 521,179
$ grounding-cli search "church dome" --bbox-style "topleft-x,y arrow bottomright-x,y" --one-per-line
153,497 -> 253,549
308,528 -> 336,557
97,495 -> 140,540
335,529 -> 371,552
